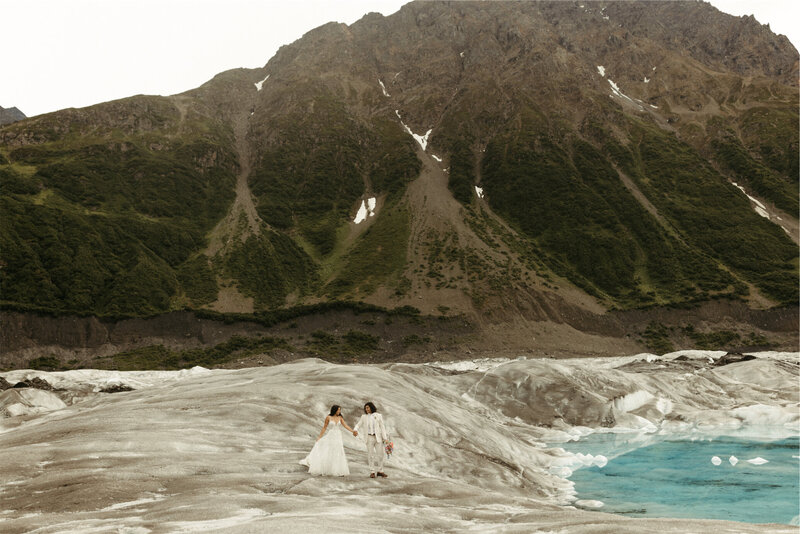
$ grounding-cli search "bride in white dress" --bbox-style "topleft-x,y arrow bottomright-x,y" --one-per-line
300,405 -> 357,476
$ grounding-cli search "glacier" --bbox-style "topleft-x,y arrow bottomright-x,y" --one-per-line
0,351 -> 796,532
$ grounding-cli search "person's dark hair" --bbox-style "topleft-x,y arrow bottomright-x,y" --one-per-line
329,405 -> 340,417
364,402 -> 377,414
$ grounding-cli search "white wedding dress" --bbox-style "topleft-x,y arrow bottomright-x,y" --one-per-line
300,421 -> 350,476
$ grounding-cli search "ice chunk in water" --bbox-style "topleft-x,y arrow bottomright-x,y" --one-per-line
711,456 -> 722,466
746,457 -> 768,465
729,455 -> 739,466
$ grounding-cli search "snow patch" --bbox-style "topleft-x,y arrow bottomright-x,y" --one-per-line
475,186 -> 484,199
731,182 -> 771,219
378,79 -> 390,97
644,77 -> 650,83
754,205 -> 770,218
395,110 -> 431,150
597,65 -> 606,77
354,201 -> 367,224
353,197 -> 377,224
431,154 -> 442,162
607,79 -> 645,111
254,74 -> 270,91
412,130 -> 432,151
742,191 -> 766,211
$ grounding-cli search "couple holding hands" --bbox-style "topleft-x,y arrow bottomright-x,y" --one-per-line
300,401 -> 391,479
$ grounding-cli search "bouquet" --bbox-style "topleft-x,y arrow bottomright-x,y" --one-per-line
384,439 -> 394,458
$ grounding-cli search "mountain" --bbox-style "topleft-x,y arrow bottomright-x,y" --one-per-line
0,106 -> 25,126
0,1 -> 797,357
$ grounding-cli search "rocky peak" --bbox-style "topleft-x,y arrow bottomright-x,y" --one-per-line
0,106 -> 26,126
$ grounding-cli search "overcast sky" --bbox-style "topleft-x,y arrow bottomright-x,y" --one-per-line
2,0 -> 797,118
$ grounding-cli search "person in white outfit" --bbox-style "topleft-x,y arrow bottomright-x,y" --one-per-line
299,405 -> 357,476
353,401 -> 389,478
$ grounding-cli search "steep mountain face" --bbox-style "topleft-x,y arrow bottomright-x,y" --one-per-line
0,1 -> 797,331
0,106 -> 26,126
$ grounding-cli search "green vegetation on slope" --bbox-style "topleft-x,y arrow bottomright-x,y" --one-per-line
327,201 -> 412,297
621,119 -> 797,304
0,88 -> 424,317
9,141 -> 235,224
221,229 -> 318,309
572,138 -> 737,302
191,301 -> 421,327
0,98 -> 237,315
478,110 -> 741,308
477,107 -> 798,307
176,256 -> 219,306
738,106 -> 799,185
447,138 -> 477,205
249,91 -> 367,256
368,117 -> 422,198
250,91 -> 419,260
93,335 -> 291,371
1,195 -> 184,315
308,329 -> 380,360
2,67 -> 794,320
711,116 -> 798,214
